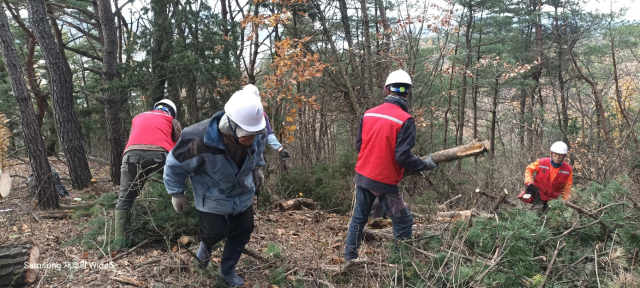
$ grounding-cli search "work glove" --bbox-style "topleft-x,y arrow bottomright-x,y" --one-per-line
279,149 -> 291,160
423,154 -> 438,171
253,167 -> 264,191
171,194 -> 187,213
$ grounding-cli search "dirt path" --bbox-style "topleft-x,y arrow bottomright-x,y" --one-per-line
0,158 -> 441,287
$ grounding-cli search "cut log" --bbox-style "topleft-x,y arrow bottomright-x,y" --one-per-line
0,243 -> 40,287
422,140 -> 490,164
490,189 -> 510,212
0,169 -> 11,198
475,189 -> 517,207
39,212 -> 70,219
276,198 -> 317,211
436,209 -> 494,220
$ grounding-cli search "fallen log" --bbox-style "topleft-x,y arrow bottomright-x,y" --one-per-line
39,212 -> 70,219
490,189 -> 509,212
436,209 -> 494,220
59,202 -> 99,210
363,228 -> 395,242
324,259 -> 397,277
475,189 -> 517,207
0,243 -> 40,288
421,140 -> 491,164
562,201 -> 597,220
539,241 -> 566,288
276,198 -> 317,211
110,276 -> 149,288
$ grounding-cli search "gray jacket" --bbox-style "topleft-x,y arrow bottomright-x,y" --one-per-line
163,111 -> 266,215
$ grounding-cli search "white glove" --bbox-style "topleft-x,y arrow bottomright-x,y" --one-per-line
171,194 -> 187,213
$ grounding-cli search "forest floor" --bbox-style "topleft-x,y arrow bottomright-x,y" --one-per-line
0,158 -> 450,288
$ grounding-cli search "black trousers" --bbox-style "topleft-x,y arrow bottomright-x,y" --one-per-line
116,150 -> 167,210
198,206 -> 255,249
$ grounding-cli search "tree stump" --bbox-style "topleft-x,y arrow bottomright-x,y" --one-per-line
0,243 -> 40,287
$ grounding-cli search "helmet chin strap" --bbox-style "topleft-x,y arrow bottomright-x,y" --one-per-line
227,116 -> 242,145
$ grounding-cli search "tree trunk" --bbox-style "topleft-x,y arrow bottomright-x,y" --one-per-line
98,0 -> 126,184
0,2 -> 58,208
490,78 -> 499,159
313,3 -> 360,116
444,14 -> 464,150
337,0 -> 361,82
185,73 -> 199,125
610,35 -> 638,152
569,41 -> 612,148
149,0 -> 173,102
0,243 -> 40,287
457,5 -> 473,171
359,0 -> 374,98
247,3 -> 260,84
28,0 -> 93,190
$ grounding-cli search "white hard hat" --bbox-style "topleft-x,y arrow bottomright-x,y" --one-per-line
243,84 -> 260,98
224,90 -> 266,132
550,141 -> 568,154
154,99 -> 177,118
385,69 -> 412,87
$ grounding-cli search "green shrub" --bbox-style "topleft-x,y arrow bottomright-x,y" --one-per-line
66,179 -> 199,251
275,149 -> 356,214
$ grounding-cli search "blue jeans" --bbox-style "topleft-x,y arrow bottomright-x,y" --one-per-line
344,186 -> 414,260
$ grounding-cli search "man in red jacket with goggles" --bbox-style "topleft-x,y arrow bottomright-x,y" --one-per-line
344,69 -> 438,261
521,141 -> 573,216
114,99 -> 182,248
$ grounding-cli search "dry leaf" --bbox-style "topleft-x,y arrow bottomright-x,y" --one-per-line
172,246 -> 178,253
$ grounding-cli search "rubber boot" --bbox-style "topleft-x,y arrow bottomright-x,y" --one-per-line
218,241 -> 245,286
113,210 -> 130,249
196,241 -> 212,270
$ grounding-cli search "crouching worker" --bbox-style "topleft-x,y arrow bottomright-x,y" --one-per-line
344,70 -> 438,262
115,99 -> 181,248
520,141 -> 573,216
163,90 -> 266,286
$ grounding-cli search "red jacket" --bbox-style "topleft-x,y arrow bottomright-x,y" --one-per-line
125,111 -> 176,153
530,158 -> 573,201
355,103 -> 412,185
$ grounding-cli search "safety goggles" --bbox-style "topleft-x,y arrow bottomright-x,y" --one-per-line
155,104 -> 173,116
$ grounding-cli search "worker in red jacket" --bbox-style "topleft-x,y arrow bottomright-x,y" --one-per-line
521,141 -> 573,216
114,99 -> 182,248
344,69 -> 438,261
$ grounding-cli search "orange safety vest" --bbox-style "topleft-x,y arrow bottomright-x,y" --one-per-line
533,158 -> 572,201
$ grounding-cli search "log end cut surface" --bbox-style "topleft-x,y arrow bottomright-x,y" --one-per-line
0,243 -> 40,287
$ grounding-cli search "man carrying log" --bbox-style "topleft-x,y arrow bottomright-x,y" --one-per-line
344,69 -> 438,262
114,99 -> 182,248
522,141 -> 573,216
163,90 -> 266,287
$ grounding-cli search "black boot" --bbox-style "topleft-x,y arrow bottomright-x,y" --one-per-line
218,241 -> 245,286
196,241 -> 212,270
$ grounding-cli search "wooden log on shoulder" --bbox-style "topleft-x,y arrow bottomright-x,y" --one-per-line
276,198 -> 317,211
0,243 -> 40,287
421,140 -> 491,164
